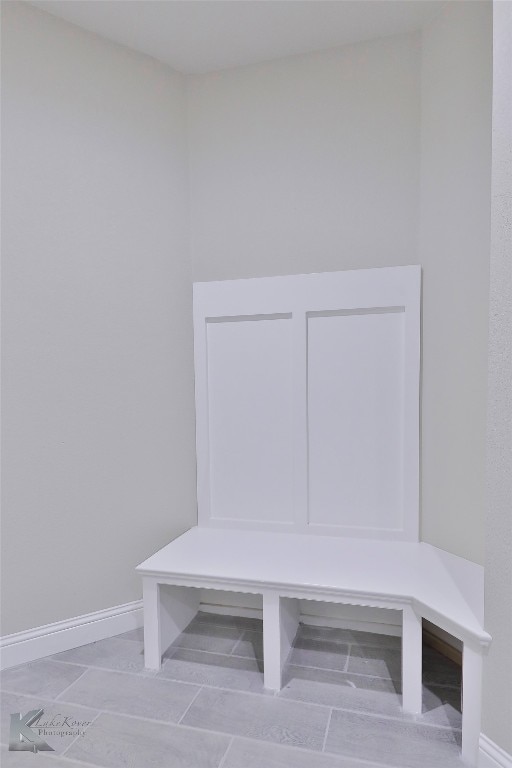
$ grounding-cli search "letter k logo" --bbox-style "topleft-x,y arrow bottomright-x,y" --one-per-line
9,709 -> 55,752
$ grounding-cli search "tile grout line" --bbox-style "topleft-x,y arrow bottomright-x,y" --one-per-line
0,668 -> 463,766
3,681 -> 462,735
1,655 -> 461,732
2,620 -> 463,763
61,709 -> 103,757
0,698 -> 463,768
47,703 -> 287,748
47,646 -> 459,691
322,751 -> 405,768
321,706 -> 334,752
171,647 -> 402,685
2,658 -> 91,675
216,735 -> 235,768
45,706 -> 358,763
41,658 -> 158,678
22,653 -> 410,690
177,685 -> 204,724
0,732 -> 391,768
0,742 -> 101,768
168,646 -> 353,674
344,642 -> 352,672
1,649 -> 460,722
285,662 -> 404,686
174,652 -> 399,687
98,620 -> 401,651
53,667 -> 90,702
12,664 -> 204,691
229,628 -> 247,656
176,648 -> 262,662
189,624 -> 400,657
176,646 -> 459,695
221,736 -> 405,768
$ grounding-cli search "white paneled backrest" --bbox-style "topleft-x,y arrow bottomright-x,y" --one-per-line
193,266 -> 421,541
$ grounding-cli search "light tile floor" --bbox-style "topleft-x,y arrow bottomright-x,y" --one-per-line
1,613 -> 464,768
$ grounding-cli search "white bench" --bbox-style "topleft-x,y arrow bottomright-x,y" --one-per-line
137,527 -> 489,766
137,268 -> 491,766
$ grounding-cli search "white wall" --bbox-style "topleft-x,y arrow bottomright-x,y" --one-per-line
482,0 -> 512,756
188,33 -> 421,281
1,1 -> 493,639
188,8 -> 492,566
1,2 -> 197,635
419,0 -> 492,566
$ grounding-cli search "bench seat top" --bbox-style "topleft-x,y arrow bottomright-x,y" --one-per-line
137,526 -> 490,649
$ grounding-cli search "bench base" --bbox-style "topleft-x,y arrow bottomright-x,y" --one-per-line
137,527 -> 490,766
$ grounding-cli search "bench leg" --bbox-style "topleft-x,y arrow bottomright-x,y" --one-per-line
263,593 -> 300,691
461,644 -> 482,766
402,606 -> 422,714
142,578 -> 200,670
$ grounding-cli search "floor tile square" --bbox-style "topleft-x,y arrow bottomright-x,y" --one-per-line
57,667 -> 201,722
181,687 -> 329,750
283,664 -> 401,694
223,737 -> 384,767
1,745 -> 74,767
421,685 -> 462,729
347,646 -> 401,681
288,637 -> 349,672
231,630 -> 263,661
280,670 -> 403,716
65,711 -> 230,768
172,622 -> 242,654
115,627 -> 144,643
158,648 -> 266,692
52,636 -> 145,673
325,709 -> 461,768
1,660 -> 86,699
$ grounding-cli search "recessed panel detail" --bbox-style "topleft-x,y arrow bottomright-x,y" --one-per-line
207,315 -> 294,523
307,310 -> 404,531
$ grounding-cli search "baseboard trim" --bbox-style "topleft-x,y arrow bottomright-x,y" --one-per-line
479,734 -> 512,768
299,613 -> 401,636
0,598 -> 466,671
0,599 -> 398,671
0,600 -> 143,670
423,627 -> 462,666
199,602 -> 402,636
199,603 -> 263,620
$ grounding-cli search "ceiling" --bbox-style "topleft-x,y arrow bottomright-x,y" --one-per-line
29,1 -> 446,75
